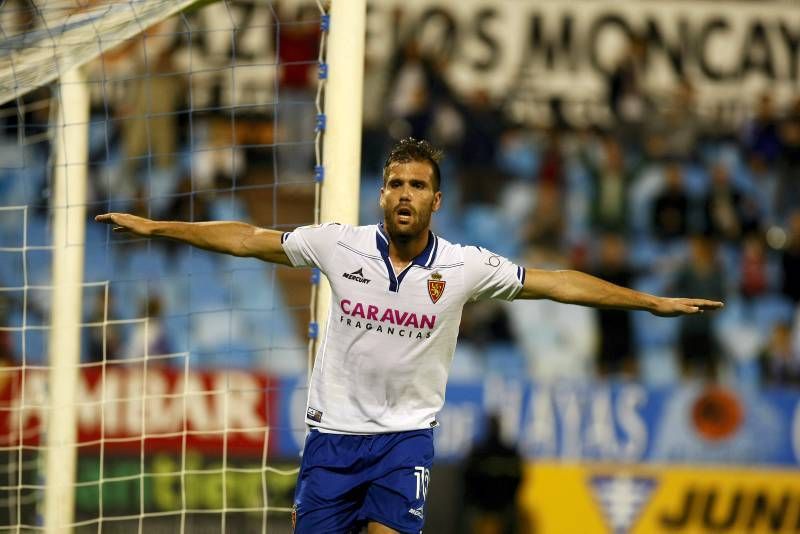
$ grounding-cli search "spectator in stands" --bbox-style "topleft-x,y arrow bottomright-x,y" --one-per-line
780,209 -> 800,303
741,91 -> 782,165
85,290 -> 121,363
581,135 -> 634,234
391,47 -> 510,207
191,117 -> 247,197
362,53 -> 392,174
745,153 -> 779,227
658,78 -> 701,162
739,233 -> 770,303
120,33 -> 183,181
778,97 -> 800,222
535,128 -> 566,188
122,295 -> 172,362
758,322 -> 800,388
592,233 -> 637,377
608,35 -> 650,149
277,4 -> 321,181
462,414 -> 523,534
456,89 -> 508,206
522,182 -> 566,252
386,40 -> 437,142
700,162 -> 759,242
164,174 -> 212,224
671,236 -> 727,379
652,162 -> 690,242
458,300 -> 515,353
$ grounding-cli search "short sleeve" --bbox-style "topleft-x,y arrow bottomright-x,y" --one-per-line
462,245 -> 525,302
281,222 -> 344,270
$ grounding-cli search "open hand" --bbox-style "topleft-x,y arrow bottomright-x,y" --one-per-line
94,213 -> 153,236
650,298 -> 724,317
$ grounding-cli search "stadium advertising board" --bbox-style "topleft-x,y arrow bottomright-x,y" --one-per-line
520,463 -> 800,534
0,366 -> 278,456
277,377 -> 800,466
438,380 -> 800,465
4,370 -> 796,519
3,370 -> 799,466
74,454 -> 296,515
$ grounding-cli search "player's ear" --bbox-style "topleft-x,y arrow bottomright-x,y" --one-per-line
378,187 -> 386,209
431,190 -> 442,213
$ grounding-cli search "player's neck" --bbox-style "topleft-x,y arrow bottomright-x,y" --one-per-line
386,228 -> 430,267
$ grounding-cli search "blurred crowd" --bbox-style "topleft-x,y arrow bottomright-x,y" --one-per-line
359,35 -> 800,389
1,10 -> 799,391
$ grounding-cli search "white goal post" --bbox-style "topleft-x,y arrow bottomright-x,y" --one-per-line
314,0 -> 365,372
45,65 -> 90,534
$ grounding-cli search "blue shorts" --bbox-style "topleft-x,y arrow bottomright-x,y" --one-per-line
292,428 -> 434,533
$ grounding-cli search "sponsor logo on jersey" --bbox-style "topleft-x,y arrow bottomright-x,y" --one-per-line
408,506 -> 424,520
427,272 -> 446,304
340,299 -> 437,328
589,474 -> 657,534
306,407 -> 323,423
342,267 -> 371,284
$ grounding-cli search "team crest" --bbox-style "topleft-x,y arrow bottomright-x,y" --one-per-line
427,272 -> 446,303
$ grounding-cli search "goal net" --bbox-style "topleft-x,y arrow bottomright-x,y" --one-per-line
0,0 -> 336,531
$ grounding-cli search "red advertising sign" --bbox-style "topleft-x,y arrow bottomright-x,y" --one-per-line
0,365 -> 278,457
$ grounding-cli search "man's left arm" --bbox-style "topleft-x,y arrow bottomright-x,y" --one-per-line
516,268 -> 724,317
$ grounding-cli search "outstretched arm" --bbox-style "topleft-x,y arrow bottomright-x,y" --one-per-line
95,213 -> 292,265
517,268 -> 723,317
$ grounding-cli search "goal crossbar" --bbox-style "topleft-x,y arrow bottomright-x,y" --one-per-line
0,0 -> 203,106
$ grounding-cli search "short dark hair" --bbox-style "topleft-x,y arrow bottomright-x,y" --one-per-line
383,137 -> 443,191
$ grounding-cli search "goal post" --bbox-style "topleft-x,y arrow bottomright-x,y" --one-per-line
0,0 -> 205,108
313,0 -> 366,369
45,65 -> 89,534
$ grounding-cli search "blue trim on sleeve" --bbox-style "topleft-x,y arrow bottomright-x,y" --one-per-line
281,232 -> 290,244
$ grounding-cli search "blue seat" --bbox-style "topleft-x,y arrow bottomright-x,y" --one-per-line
121,246 -> 169,282
187,272 -> 229,313
0,250 -> 23,288
83,243 -> 114,283
227,261 -> 273,310
463,205 -> 516,258
0,208 -> 26,248
25,214 -> 50,248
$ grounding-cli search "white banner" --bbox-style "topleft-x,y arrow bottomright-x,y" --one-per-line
82,0 -> 800,126
365,0 -> 800,126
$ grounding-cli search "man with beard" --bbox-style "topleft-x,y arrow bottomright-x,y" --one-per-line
97,138 -> 723,534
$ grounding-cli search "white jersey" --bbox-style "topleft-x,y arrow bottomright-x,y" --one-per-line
281,223 -> 525,434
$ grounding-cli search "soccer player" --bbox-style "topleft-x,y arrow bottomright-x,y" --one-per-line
96,138 -> 723,534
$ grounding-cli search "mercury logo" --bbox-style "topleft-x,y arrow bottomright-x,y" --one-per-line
342,267 -> 371,284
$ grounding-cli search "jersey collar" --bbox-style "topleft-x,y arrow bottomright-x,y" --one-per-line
376,223 -> 439,292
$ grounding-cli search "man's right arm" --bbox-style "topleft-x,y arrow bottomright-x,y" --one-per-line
95,213 -> 292,265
